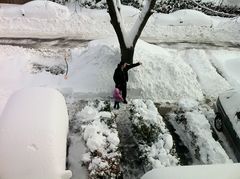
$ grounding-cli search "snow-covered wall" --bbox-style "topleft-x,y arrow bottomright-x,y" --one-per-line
0,87 -> 72,179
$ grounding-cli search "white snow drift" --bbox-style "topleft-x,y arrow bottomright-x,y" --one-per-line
0,87 -> 71,179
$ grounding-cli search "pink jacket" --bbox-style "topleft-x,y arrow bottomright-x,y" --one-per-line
113,88 -> 124,102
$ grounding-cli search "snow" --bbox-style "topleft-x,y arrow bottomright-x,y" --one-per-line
170,9 -> 213,26
169,98 -> 232,164
0,38 -> 207,109
0,1 -> 240,178
75,101 -> 121,178
181,49 -> 232,97
0,1 -> 70,19
209,50 -> 240,89
141,163 -> 240,179
185,111 -> 231,164
1,37 -> 239,114
0,2 -> 239,45
218,89 -> 240,138
0,87 -> 71,179
130,40 -> 204,101
178,97 -> 199,111
131,99 -> 179,168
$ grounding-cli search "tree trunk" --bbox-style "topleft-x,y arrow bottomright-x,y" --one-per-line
121,46 -> 134,64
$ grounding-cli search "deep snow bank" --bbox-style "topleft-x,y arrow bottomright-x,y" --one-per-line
70,38 -> 204,101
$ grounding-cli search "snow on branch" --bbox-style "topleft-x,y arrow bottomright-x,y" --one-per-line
129,0 -> 157,47
107,0 -> 156,49
106,0 -> 128,49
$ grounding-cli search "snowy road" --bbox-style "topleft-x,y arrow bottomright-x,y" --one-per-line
1,37 -> 240,50
0,38 -> 89,49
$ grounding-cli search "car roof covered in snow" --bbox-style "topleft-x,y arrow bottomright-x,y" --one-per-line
219,89 -> 240,120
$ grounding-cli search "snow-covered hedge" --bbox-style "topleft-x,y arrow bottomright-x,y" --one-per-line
168,98 -> 232,164
76,100 -> 121,178
130,99 -> 179,168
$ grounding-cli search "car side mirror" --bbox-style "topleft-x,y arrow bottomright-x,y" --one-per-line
236,112 -> 240,120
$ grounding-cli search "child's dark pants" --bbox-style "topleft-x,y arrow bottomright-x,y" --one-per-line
114,101 -> 120,109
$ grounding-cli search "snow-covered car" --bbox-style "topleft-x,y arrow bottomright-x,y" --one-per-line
0,87 -> 72,179
214,89 -> 240,161
141,163 -> 240,179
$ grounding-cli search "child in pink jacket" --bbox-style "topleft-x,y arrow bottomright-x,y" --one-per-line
113,86 -> 124,109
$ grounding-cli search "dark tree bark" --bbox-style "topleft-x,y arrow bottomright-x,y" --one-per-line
106,0 -> 156,64
121,47 -> 134,64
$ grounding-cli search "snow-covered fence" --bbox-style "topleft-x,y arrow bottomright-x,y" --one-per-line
0,87 -> 71,179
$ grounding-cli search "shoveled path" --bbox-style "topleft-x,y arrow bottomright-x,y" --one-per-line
115,105 -> 146,179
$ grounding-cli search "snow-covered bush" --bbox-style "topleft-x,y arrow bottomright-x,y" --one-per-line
76,100 -> 121,178
130,99 -> 164,144
130,99 -> 179,169
168,98 -> 232,164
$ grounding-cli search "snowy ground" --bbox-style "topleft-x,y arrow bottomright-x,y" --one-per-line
1,1 -> 240,179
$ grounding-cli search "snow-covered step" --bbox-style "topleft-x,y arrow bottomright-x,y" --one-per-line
141,163 -> 240,179
0,87 -> 71,179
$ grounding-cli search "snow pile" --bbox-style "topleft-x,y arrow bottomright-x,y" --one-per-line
181,49 -> 231,97
76,101 -> 121,178
152,9 -> 213,27
71,38 -> 203,101
169,98 -> 232,164
0,1 -> 70,19
41,38 -> 202,101
170,9 -> 213,26
129,39 -> 203,101
0,87 -> 71,179
209,49 -> 240,89
130,99 -> 179,168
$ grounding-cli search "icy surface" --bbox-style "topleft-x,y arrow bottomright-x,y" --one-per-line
0,87 -> 71,179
